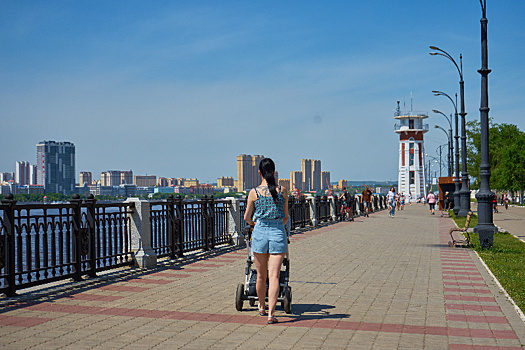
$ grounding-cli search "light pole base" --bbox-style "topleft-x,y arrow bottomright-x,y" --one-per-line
474,224 -> 497,249
457,189 -> 471,217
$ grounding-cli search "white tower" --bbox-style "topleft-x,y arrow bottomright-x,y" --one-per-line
394,102 -> 428,201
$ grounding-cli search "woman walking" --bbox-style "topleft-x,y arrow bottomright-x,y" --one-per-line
244,158 -> 289,324
387,187 -> 396,218
427,191 -> 436,215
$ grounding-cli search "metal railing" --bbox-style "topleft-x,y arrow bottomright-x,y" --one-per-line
0,195 -> 134,296
149,196 -> 231,259
1,193 -> 386,296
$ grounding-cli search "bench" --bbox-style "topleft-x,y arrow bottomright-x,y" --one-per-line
448,211 -> 473,247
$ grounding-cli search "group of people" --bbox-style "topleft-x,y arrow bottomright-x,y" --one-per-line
338,186 -> 374,221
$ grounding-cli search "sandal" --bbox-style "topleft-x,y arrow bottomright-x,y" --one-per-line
267,316 -> 278,324
258,308 -> 267,316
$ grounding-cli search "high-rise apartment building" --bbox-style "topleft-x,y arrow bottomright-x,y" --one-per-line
311,159 -> 321,190
278,179 -> 291,192
236,154 -> 264,192
79,172 -> 93,186
134,175 -> 156,187
36,141 -> 76,195
217,176 -> 234,187
338,179 -> 347,189
120,171 -> 133,185
321,171 -> 330,190
290,171 -> 302,191
301,159 -> 312,191
101,171 -> 121,186
157,177 -> 168,187
15,161 -> 30,185
29,165 -> 37,185
0,172 -> 14,183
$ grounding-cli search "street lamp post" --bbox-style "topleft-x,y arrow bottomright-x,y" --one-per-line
433,91 -> 461,215
433,111 -> 453,177
474,0 -> 496,248
430,47 -> 470,217
434,125 -> 451,178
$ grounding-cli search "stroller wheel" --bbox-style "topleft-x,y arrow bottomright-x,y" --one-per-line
249,299 -> 255,307
283,286 -> 292,314
235,283 -> 244,311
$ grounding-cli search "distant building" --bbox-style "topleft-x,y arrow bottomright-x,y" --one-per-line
157,177 -> 168,187
278,179 -> 291,192
154,187 -> 175,194
301,159 -> 312,191
36,140 -> 76,195
15,161 -> 30,186
0,172 -> 14,183
290,171 -> 302,191
338,179 -> 347,189
29,165 -> 37,185
120,171 -> 133,185
134,175 -> 156,187
17,184 -> 45,195
217,176 -> 234,188
237,154 -> 264,192
79,172 -> 92,186
184,178 -> 199,187
321,171 -> 330,190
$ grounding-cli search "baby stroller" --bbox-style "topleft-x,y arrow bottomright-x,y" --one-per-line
235,225 -> 292,314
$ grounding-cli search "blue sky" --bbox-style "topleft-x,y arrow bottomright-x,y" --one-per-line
1,1 -> 524,184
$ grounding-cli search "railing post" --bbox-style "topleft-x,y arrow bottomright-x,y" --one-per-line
70,194 -> 83,281
167,195 -> 177,259
329,196 -> 337,221
209,196 -> 215,250
1,194 -> 17,296
310,196 -> 318,227
201,196 -> 209,251
175,195 -> 184,257
289,196 -> 296,231
228,198 -> 244,246
85,194 -> 97,278
124,198 -> 157,268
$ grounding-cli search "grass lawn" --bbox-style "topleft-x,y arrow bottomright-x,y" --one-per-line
449,211 -> 525,314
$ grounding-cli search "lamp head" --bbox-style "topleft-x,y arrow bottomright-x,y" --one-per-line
429,46 -> 439,50
434,125 -> 439,129
432,109 -> 439,114
429,52 -> 438,56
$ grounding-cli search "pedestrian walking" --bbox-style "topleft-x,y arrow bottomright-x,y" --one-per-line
504,193 -> 509,210
400,193 -> 405,210
387,187 -> 396,218
361,186 -> 373,217
444,191 -> 450,210
243,158 -> 289,324
427,191 -> 436,215
339,187 -> 354,222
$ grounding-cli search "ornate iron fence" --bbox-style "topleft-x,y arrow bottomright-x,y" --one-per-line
0,195 -> 134,297
149,196 -> 231,259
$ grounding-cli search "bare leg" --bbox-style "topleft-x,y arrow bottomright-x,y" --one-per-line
253,253 -> 269,311
267,253 -> 285,319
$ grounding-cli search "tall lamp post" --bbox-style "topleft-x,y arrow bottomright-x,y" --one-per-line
434,125 -> 451,177
430,46 -> 470,217
433,111 -> 453,177
474,0 -> 496,248
433,91 -> 461,215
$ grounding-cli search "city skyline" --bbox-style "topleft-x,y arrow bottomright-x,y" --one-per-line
1,2 -> 524,183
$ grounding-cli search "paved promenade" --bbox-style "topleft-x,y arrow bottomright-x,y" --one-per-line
492,205 -> 525,242
1,205 -> 524,349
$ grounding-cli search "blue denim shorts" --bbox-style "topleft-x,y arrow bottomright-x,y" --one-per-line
251,218 -> 287,254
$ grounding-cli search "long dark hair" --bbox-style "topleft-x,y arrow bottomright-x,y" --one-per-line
259,158 -> 278,203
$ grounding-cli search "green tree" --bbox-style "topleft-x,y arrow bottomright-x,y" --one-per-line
467,120 -> 525,191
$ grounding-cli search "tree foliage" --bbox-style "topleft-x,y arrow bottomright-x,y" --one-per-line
466,120 -> 525,190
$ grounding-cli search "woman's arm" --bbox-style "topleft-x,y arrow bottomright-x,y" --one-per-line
244,189 -> 256,226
